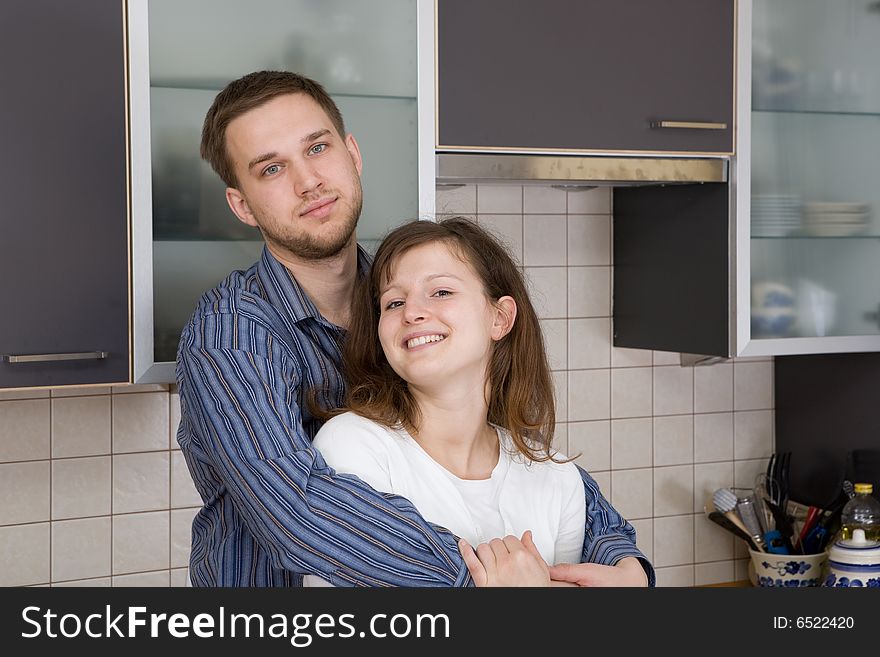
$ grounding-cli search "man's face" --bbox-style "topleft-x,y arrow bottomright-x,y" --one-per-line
223,93 -> 363,261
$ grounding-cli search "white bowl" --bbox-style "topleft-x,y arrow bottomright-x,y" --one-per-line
751,310 -> 797,337
751,281 -> 795,309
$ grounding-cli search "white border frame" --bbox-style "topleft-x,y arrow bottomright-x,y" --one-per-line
417,0 -> 436,220
128,0 -> 171,383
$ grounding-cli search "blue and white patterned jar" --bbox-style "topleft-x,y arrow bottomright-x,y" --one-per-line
749,549 -> 827,587
823,529 -> 880,588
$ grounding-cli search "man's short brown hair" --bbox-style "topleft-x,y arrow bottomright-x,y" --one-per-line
200,70 -> 346,188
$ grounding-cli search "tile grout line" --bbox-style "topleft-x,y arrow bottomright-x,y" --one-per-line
109,392 -> 114,585
169,391 -> 174,582
563,187 -> 569,455
692,347 -> 697,570
608,190 -> 616,506
48,393 -> 53,586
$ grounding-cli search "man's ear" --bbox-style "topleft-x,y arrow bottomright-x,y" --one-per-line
491,296 -> 517,341
225,187 -> 259,228
345,133 -> 363,176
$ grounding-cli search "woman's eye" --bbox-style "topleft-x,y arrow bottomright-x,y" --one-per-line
308,143 -> 327,155
262,164 -> 281,176
433,289 -> 452,298
384,300 -> 403,311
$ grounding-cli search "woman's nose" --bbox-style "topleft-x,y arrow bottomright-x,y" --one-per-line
403,299 -> 427,323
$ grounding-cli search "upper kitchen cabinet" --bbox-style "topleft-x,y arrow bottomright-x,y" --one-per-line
613,0 -> 880,358
0,0 -> 130,389
739,0 -> 880,355
130,0 -> 434,382
436,0 -> 735,155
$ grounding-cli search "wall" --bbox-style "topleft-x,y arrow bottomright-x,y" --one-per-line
0,184 -> 775,587
0,384 -> 194,587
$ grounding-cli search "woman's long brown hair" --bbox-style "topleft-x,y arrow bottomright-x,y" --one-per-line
325,217 -> 560,462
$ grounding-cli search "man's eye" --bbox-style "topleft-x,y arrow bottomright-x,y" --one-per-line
262,164 -> 281,176
309,143 -> 327,155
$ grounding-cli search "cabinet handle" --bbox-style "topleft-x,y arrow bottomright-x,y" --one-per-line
650,120 -> 728,130
2,351 -> 109,363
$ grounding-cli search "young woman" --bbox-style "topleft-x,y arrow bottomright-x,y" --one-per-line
306,217 -> 647,586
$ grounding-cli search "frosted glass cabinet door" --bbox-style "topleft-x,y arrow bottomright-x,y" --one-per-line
130,0 -> 428,381
744,0 -> 880,352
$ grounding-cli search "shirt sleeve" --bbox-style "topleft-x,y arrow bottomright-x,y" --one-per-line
177,311 -> 472,587
577,465 -> 656,587
553,463 -> 589,565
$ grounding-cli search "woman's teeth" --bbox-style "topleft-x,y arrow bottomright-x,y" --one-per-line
406,334 -> 446,349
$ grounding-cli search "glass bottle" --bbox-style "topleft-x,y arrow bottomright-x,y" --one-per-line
839,483 -> 880,541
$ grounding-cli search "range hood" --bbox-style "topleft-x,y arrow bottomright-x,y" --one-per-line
435,153 -> 727,186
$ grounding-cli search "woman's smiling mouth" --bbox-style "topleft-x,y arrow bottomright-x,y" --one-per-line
405,334 -> 447,349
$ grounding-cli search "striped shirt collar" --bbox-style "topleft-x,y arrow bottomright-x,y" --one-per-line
256,242 -> 372,327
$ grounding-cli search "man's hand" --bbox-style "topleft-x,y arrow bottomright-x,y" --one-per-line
459,531 -> 550,587
548,556 -> 648,587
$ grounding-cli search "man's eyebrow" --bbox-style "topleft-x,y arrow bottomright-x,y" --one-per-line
247,152 -> 277,172
303,128 -> 331,144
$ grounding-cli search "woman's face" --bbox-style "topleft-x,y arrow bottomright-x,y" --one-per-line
377,241 -> 512,395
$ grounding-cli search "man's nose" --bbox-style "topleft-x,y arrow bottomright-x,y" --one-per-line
292,163 -> 322,197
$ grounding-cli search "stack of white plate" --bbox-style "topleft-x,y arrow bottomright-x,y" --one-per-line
802,202 -> 870,237
751,194 -> 802,237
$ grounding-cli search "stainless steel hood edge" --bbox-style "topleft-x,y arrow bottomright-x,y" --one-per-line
436,153 -> 728,186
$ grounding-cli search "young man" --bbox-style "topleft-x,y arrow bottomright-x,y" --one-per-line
176,70 -> 653,587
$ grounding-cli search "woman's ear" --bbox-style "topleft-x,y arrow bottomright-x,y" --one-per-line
491,296 -> 517,341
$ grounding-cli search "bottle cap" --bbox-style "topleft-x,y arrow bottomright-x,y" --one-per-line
854,483 -> 873,494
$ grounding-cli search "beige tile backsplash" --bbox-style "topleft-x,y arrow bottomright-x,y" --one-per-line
0,399 -> 50,461
51,516 -> 111,582
51,396 -> 112,458
51,456 -> 111,519
112,452 -> 170,514
0,184 -> 774,587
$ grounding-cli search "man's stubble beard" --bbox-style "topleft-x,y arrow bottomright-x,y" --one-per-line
255,179 -> 363,261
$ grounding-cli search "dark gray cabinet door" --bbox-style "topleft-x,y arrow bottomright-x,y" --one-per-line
438,0 -> 734,154
613,183 -> 731,357
0,0 -> 129,388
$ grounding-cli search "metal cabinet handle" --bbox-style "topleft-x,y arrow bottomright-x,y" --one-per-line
650,120 -> 728,130
1,351 -> 109,363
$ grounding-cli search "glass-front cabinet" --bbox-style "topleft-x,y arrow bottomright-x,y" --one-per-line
129,0 -> 433,382
736,0 -> 880,354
